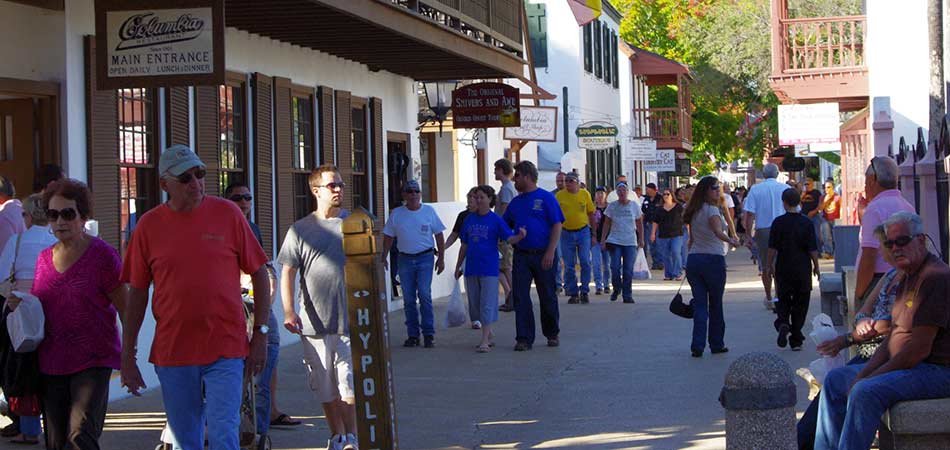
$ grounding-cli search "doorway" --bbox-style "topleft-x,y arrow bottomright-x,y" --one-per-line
0,78 -> 60,197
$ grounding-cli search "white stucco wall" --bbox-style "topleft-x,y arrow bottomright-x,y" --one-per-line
0,2 -> 66,83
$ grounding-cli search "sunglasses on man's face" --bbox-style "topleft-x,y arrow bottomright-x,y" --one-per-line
883,234 -> 918,249
46,207 -> 78,222
168,168 -> 207,184
229,194 -> 252,202
404,189 -> 421,194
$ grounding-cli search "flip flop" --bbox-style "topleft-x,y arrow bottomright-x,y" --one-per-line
476,344 -> 491,353
270,414 -> 302,426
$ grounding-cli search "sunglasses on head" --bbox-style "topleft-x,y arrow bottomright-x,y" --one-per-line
167,168 -> 207,184
883,234 -> 918,249
229,194 -> 252,202
46,207 -> 78,222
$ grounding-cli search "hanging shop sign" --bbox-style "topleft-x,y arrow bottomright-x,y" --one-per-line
575,122 -> 618,150
673,158 -> 692,177
95,0 -> 225,90
778,103 -> 840,146
627,138 -> 658,160
504,106 -> 558,142
643,150 -> 676,172
452,82 -> 520,129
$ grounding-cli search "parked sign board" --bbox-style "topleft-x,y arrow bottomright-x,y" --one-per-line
452,82 -> 520,129
575,123 -> 618,150
628,139 -> 657,160
504,106 -> 558,142
643,150 -> 676,172
778,103 -> 840,145
95,0 -> 225,90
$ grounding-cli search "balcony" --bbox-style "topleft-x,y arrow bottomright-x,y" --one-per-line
632,107 -> 692,152
225,0 -> 526,80
627,46 -> 693,152
768,2 -> 868,110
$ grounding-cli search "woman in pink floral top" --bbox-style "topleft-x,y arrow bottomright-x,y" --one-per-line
9,179 -> 125,450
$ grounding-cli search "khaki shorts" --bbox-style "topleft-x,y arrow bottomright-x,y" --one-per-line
301,334 -> 355,403
498,241 -> 513,271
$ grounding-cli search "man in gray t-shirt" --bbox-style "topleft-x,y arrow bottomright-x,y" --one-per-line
494,158 -> 518,311
277,165 -> 358,449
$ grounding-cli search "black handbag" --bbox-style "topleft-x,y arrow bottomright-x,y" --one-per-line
669,277 -> 694,319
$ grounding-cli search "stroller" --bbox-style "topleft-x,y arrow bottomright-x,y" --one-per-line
155,291 -> 271,450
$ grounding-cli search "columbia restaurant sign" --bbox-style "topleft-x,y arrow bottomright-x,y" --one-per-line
94,0 -> 225,90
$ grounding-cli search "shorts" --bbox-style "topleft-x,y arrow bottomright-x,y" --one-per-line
300,334 -> 355,403
498,241 -> 513,271
754,228 -> 772,272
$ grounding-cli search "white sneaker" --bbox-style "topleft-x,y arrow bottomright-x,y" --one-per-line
327,434 -> 344,450
471,320 -> 482,330
343,433 -> 359,450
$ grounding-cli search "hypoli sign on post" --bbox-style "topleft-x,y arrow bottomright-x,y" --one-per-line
575,122 -> 619,150
504,106 -> 558,142
95,0 -> 225,90
643,150 -> 676,172
778,103 -> 840,146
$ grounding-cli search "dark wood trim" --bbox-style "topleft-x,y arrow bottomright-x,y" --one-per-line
84,35 -> 121,249
165,87 -> 190,147
0,77 -> 59,97
253,72 -> 274,257
425,132 -> 438,201
318,86 -> 334,165
370,97 -> 384,226
273,76 -> 295,249
6,0 -> 63,11
335,90 -> 353,211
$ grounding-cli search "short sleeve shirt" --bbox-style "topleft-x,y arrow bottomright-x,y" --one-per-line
689,204 -> 727,256
495,180 -> 517,214
856,190 -> 916,274
888,254 -> 950,364
452,209 -> 471,234
383,205 -> 446,254
768,212 -> 818,288
0,199 -> 25,251
604,200 -> 642,246
120,196 -> 268,366
743,179 -> 788,229
556,189 -> 595,231
503,188 -> 565,251
277,212 -> 349,336
461,211 -> 513,277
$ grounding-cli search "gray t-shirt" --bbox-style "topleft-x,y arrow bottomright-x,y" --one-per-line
688,204 -> 727,256
277,211 -> 350,336
495,180 -> 517,215
604,200 -> 642,246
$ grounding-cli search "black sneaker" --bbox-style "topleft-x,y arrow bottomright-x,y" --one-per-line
603,286 -> 611,294
777,324 -> 789,348
403,337 -> 419,347
610,293 -> 619,302
423,335 -> 435,348
579,293 -> 589,304
514,341 -> 532,351
547,337 -> 560,347
567,295 -> 579,304
691,349 -> 703,358
711,347 -> 729,354
555,287 -> 564,295
595,288 -> 603,295
622,298 -> 636,304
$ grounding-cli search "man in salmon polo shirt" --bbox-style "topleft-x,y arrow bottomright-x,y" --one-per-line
119,144 -> 271,450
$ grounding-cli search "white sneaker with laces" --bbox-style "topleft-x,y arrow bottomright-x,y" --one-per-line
327,434 -> 344,450
343,433 -> 359,450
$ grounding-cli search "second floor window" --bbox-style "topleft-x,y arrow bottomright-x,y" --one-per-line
218,83 -> 246,193
292,95 -> 315,219
351,105 -> 370,211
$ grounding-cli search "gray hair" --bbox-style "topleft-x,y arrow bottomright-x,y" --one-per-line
882,211 -> 924,237
0,176 -> 14,198
22,194 -> 47,226
763,163 -> 779,179
866,156 -> 898,189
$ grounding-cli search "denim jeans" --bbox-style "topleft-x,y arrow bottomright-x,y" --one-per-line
608,244 -> 635,300
680,226 -> 689,269
810,214 -> 823,252
820,218 -> 835,255
798,355 -> 868,450
815,362 -> 950,450
155,357 -> 244,450
590,240 -> 610,290
398,252 -> 435,337
644,222 -> 661,268
561,227 -> 592,295
19,415 -> 40,437
685,253 -> 726,352
512,250 -> 560,345
254,333 -> 280,435
554,245 -> 563,289
656,235 -> 684,279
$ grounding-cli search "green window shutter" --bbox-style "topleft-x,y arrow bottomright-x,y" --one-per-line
593,21 -> 602,78
583,23 -> 592,72
525,3 -> 548,68
603,24 -> 611,85
612,31 -> 620,89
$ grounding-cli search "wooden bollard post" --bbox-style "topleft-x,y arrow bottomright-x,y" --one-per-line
343,209 -> 399,450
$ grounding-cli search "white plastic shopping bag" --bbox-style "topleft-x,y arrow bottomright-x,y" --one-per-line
808,313 -> 847,384
444,280 -> 467,328
633,247 -> 652,280
6,291 -> 44,353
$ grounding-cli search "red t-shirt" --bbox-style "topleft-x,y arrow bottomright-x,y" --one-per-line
120,196 -> 268,366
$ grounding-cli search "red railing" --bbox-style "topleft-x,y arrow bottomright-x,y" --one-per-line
632,107 -> 692,145
779,16 -> 866,73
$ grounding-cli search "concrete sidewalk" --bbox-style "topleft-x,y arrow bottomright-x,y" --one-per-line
1,249 -> 830,449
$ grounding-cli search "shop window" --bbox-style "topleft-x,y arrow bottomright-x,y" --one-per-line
117,87 -> 159,253
351,105 -> 370,211
292,95 -> 315,219
218,83 -> 246,193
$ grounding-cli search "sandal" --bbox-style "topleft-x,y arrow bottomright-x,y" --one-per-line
270,414 -> 302,426
476,344 -> 491,353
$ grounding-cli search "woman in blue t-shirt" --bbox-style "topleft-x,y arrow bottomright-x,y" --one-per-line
454,185 -> 526,352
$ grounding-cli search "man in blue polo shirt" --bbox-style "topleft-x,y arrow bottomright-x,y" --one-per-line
503,161 -> 565,351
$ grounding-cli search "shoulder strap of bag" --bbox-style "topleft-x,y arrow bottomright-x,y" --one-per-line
6,233 -> 22,283
675,274 -> 687,296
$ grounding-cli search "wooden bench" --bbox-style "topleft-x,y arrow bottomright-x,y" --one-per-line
878,398 -> 950,449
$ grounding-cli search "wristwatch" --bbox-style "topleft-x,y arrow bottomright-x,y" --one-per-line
845,333 -> 855,346
254,324 -> 270,335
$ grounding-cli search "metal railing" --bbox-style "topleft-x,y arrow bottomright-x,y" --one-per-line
631,107 -> 693,144
780,16 -> 866,73
385,0 -> 523,55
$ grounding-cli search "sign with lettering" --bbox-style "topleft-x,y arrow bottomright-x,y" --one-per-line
643,150 -> 676,172
778,102 -> 840,146
674,158 -> 692,177
95,0 -> 225,90
504,106 -> 558,142
452,82 -> 520,129
343,209 -> 399,450
575,122 -> 619,150
628,139 -> 657,160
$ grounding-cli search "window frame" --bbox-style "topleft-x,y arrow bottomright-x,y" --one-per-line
217,73 -> 249,194
291,85 -> 316,220
116,87 -> 160,254
351,98 -> 370,211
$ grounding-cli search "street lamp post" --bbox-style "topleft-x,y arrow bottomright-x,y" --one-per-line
421,80 -> 457,136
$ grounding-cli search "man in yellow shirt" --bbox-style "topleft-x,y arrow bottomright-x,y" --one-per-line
556,172 -> 596,304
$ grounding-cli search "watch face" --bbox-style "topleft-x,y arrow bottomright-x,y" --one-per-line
258,324 -> 270,334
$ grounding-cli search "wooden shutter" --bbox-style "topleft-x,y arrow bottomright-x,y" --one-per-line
273,77 -> 294,250
84,36 -> 120,250
593,21 -> 602,78
194,85 -> 220,196
526,3 -> 547,68
166,87 -> 190,147
253,73 -> 274,257
370,97 -> 384,228
335,90 -> 353,211
583,23 -> 592,73
318,86 -> 334,165
602,24 -> 611,85
612,32 -> 620,89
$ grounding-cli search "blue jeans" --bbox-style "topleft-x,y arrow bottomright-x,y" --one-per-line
820,218 -> 835,255
554,245 -> 563,288
810,214 -> 823,251
398,252 -> 435,337
816,362 -> 950,450
609,244 -> 635,300
798,355 -> 868,450
561,227 -> 592,295
656,235 -> 684,279
19,415 -> 40,437
156,357 -> 244,450
590,240 -> 610,290
680,226 -> 689,268
644,222 -> 661,268
254,335 -> 279,434
685,254 -> 726,352
512,250 -> 559,345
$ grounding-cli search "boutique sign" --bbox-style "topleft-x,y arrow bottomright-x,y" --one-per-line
575,122 -> 619,150
95,0 -> 225,89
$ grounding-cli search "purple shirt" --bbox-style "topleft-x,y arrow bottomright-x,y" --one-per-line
0,199 -> 26,250
31,237 -> 122,375
857,189 -> 915,274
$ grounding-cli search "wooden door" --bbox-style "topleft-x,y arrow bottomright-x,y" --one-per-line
0,99 -> 36,197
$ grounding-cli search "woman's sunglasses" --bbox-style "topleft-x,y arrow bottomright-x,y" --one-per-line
168,168 -> 207,184
46,207 -> 78,222
229,194 -> 253,202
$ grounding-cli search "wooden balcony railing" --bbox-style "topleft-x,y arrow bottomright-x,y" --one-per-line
778,16 -> 866,74
632,107 -> 693,147
386,0 -> 523,56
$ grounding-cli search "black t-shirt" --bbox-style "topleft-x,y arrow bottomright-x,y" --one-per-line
642,194 -> 661,222
594,206 -> 607,240
801,189 -> 823,215
768,212 -> 818,289
653,204 -> 685,238
452,209 -> 471,234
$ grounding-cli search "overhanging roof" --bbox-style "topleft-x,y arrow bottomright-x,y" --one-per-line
225,0 -> 527,80
627,45 -> 691,86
